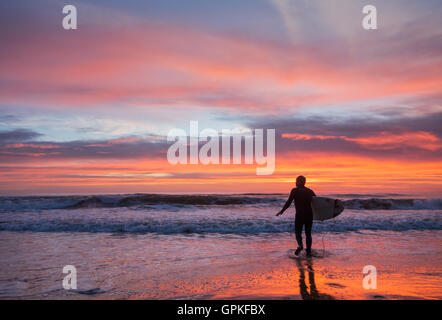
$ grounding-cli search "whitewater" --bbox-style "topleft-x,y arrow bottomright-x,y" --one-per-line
0,193 -> 441,234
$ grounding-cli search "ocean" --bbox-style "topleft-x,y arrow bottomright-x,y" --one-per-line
0,193 -> 441,299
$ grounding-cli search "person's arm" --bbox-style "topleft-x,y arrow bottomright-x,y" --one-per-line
276,189 -> 295,216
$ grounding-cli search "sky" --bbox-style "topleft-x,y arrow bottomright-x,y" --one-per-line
0,0 -> 441,196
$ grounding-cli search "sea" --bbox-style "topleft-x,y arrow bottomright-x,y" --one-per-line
0,193 -> 441,299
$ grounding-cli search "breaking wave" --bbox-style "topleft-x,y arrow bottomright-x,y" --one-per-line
0,194 -> 441,211
343,198 -> 442,210
0,212 -> 440,234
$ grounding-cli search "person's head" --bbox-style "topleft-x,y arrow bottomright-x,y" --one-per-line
296,175 -> 306,187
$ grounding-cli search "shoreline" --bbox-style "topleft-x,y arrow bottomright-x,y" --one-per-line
0,230 -> 440,300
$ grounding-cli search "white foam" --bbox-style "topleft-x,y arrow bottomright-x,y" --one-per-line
0,206 -> 440,234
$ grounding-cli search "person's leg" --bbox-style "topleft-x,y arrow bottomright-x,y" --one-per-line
294,219 -> 304,254
305,220 -> 313,254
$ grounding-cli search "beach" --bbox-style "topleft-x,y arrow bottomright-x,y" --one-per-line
1,0 -> 441,304
0,194 -> 441,299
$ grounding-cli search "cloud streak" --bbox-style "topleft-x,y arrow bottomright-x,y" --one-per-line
1,1 -> 441,112
0,0 -> 441,195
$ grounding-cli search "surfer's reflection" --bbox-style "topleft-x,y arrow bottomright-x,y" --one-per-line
295,258 -> 334,300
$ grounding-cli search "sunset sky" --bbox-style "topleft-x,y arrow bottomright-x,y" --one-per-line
0,0 -> 441,196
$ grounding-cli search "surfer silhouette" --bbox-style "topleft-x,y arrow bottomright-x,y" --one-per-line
276,176 -> 316,257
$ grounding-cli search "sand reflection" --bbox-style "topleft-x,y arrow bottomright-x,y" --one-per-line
294,257 -> 335,300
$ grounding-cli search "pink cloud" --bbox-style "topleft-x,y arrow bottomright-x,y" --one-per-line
4,143 -> 60,149
1,20 -> 441,111
282,131 -> 441,151
86,137 -> 142,147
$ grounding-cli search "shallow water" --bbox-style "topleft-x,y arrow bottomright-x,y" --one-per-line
0,230 -> 441,299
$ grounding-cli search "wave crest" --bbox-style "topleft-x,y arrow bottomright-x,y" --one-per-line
1,213 -> 440,234
0,194 -> 441,211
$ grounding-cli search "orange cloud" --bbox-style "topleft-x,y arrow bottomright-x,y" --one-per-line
0,151 -> 440,196
282,131 -> 441,151
4,143 -> 60,149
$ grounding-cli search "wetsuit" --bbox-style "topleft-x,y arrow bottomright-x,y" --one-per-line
282,186 -> 316,250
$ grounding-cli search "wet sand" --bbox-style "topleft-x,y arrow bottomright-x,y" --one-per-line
0,230 -> 441,299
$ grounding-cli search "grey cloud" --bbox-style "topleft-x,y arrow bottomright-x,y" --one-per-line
0,129 -> 42,144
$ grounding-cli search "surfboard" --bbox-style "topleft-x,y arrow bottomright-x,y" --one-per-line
311,197 -> 344,221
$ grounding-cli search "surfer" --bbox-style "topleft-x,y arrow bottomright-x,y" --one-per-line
276,176 -> 316,257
